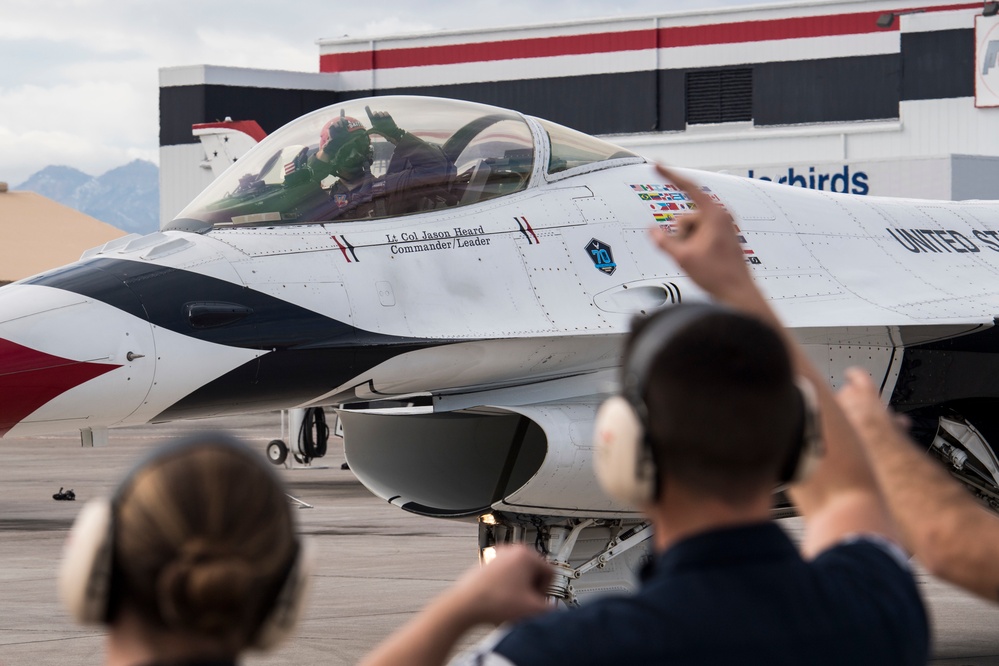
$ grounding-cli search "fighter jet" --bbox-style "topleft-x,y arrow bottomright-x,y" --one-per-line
4,95 -> 999,602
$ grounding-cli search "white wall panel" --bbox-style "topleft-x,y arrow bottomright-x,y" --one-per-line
159,144 -> 216,226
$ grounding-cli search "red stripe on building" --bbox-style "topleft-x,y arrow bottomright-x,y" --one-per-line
657,11 -> 887,48
322,29 -> 653,72
320,4 -> 979,73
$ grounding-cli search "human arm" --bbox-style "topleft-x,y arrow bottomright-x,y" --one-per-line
837,367 -> 999,600
359,545 -> 553,666
650,165 -> 899,557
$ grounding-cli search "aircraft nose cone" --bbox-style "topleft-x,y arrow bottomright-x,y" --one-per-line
0,337 -> 120,437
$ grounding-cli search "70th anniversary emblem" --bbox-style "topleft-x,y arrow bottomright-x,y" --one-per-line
585,238 -> 617,275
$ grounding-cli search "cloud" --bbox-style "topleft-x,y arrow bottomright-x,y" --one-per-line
188,27 -> 316,71
0,80 -> 158,185
349,17 -> 438,38
0,0 -> 795,185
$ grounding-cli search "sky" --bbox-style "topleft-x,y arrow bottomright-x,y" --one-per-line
0,0 -> 796,186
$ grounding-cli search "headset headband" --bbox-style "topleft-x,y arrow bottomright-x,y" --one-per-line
622,302 -> 732,415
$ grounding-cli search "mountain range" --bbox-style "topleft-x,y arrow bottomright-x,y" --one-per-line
16,160 -> 159,235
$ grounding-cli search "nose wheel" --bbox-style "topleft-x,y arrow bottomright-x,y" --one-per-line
267,439 -> 289,465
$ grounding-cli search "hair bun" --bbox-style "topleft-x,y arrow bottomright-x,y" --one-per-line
157,539 -> 256,635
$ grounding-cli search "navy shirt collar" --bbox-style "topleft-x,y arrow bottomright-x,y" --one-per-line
641,521 -> 797,582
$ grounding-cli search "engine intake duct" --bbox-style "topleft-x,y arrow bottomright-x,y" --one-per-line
340,409 -> 547,518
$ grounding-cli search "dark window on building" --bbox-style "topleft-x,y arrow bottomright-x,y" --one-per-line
685,68 -> 753,124
753,55 -> 900,126
901,29 -> 973,101
160,85 -> 342,146
380,70 -> 659,136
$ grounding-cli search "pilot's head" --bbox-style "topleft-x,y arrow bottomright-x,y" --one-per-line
320,115 -> 365,149
320,115 -> 371,177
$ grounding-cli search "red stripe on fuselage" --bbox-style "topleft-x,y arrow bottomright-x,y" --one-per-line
0,339 -> 120,437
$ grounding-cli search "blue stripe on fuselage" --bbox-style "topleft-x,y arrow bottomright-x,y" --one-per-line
26,258 -> 454,421
25,257 -> 413,349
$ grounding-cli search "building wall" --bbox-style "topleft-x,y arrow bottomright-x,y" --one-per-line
315,1 -> 980,132
622,97 -> 999,179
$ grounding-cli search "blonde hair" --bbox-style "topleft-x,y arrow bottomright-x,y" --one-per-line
111,436 -> 297,650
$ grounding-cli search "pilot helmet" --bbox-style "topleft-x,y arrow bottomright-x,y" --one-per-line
320,115 -> 366,148
321,115 -> 371,176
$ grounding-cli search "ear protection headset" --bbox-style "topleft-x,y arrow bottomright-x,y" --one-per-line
58,433 -> 314,652
593,303 -> 824,507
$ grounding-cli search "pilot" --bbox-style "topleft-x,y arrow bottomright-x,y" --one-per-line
358,165 -> 928,666
58,432 -> 312,666
308,114 -> 377,219
300,109 -> 453,222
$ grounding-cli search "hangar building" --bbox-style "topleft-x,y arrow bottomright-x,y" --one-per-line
159,0 -> 999,222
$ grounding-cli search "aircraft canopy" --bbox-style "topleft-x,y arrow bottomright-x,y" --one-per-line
168,96 -> 638,231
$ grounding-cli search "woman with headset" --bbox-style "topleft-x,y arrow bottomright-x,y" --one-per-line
59,432 -> 313,666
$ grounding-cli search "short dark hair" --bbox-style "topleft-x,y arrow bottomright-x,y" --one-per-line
628,309 -> 801,504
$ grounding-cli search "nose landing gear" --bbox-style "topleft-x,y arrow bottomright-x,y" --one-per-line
478,513 -> 653,607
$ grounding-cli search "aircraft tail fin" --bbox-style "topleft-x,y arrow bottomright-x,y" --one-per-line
192,119 -> 267,178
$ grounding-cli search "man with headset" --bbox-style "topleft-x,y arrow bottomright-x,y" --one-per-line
361,166 -> 928,666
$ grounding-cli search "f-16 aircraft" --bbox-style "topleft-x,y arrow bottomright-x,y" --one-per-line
4,95 -> 999,602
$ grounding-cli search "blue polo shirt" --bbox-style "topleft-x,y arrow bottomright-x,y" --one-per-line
457,522 -> 928,666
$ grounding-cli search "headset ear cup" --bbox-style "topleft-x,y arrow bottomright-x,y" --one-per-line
779,378 -> 825,486
251,536 -> 316,651
59,498 -> 114,625
594,396 -> 656,506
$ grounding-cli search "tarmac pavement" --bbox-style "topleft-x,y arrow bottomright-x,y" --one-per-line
1,413 -> 998,665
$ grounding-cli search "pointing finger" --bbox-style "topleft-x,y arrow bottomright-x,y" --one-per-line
656,164 -> 716,211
